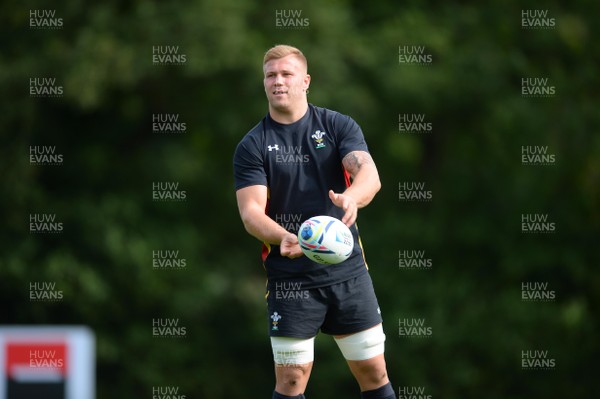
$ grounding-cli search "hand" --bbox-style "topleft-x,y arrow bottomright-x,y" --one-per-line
280,233 -> 304,259
329,190 -> 357,227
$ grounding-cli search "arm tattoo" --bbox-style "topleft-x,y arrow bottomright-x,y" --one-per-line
342,151 -> 373,178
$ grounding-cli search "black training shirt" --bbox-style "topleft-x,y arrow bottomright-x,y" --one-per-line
234,104 -> 370,289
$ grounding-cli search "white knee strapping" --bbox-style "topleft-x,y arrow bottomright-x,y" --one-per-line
334,324 -> 386,361
271,336 -> 315,365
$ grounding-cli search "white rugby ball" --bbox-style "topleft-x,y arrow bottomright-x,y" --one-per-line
297,215 -> 354,265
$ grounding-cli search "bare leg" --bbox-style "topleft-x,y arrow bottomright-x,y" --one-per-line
274,361 -> 313,396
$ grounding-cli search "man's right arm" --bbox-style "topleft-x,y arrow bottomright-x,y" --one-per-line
236,185 -> 303,258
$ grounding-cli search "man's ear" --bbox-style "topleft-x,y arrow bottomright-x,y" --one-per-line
304,74 -> 311,90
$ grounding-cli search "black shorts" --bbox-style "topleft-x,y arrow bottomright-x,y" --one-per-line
266,272 -> 383,338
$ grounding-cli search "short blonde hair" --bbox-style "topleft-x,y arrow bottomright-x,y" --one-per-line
263,45 -> 307,69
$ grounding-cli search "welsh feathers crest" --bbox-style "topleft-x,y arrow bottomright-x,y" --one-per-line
270,312 -> 281,330
311,130 -> 326,149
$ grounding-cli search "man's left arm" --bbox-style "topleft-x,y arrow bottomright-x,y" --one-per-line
329,150 -> 381,226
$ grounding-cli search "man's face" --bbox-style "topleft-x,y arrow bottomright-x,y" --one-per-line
263,55 -> 310,112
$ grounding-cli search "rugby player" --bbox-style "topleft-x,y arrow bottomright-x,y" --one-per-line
234,45 -> 396,399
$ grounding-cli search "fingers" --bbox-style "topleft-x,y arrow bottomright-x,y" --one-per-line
341,204 -> 356,227
287,248 -> 304,259
283,233 -> 298,245
282,245 -> 303,259
330,190 -> 357,226
280,234 -> 304,259
328,190 -> 337,204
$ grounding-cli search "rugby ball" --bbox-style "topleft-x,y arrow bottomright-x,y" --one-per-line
297,215 -> 354,265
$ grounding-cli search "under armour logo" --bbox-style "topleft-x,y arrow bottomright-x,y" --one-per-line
268,144 -> 279,151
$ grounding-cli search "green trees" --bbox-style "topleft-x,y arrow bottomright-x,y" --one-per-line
1,1 -> 597,397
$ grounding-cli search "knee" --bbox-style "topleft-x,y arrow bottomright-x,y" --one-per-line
358,362 -> 388,386
275,363 -> 311,393
349,355 -> 390,391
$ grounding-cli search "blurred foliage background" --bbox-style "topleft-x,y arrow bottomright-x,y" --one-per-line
1,0 -> 598,398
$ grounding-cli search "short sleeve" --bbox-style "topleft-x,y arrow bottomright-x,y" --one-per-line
333,113 -> 369,159
233,134 -> 267,190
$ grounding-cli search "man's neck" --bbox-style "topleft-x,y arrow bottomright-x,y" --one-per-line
269,103 -> 309,125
